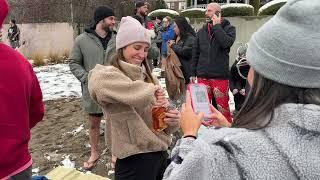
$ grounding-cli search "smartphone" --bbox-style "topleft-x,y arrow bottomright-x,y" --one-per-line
188,83 -> 213,122
207,11 -> 221,24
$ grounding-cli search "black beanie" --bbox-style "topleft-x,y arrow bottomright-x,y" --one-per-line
94,6 -> 115,23
135,1 -> 146,8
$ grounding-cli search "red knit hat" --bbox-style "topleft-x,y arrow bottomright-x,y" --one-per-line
0,0 -> 9,29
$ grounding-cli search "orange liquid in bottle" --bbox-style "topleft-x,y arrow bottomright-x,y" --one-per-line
152,107 -> 168,132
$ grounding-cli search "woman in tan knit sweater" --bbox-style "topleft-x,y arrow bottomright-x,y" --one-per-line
88,16 -> 180,180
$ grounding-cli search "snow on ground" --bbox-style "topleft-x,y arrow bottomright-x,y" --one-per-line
34,64 -> 81,101
34,64 -> 234,111
34,63 -> 234,142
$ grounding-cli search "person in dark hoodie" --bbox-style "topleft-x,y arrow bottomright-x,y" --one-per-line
69,6 -> 116,170
0,0 -> 44,179
191,3 -> 236,123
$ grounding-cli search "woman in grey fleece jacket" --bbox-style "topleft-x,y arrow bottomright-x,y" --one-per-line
164,0 -> 320,179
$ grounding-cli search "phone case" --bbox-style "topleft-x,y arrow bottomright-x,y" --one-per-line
187,83 -> 213,126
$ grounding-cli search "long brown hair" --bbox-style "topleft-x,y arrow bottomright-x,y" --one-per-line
109,48 -> 156,84
233,71 -> 320,130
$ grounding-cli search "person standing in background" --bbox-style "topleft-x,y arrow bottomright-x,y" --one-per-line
160,16 -> 175,70
168,16 -> 196,85
7,19 -> 20,49
69,6 -> 116,170
191,3 -> 236,123
135,1 -> 152,29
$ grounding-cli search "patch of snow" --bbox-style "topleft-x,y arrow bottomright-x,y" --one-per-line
45,154 -> 51,161
258,0 -> 287,13
32,168 -> 40,175
34,64 -> 81,101
85,143 -> 91,148
221,3 -> 254,9
148,9 -> 179,17
108,170 -> 115,176
181,8 -> 206,13
61,155 -> 75,168
68,124 -> 84,136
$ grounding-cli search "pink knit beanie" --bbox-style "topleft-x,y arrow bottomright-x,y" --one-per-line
116,16 -> 151,51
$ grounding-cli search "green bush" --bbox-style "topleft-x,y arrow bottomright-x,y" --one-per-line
149,0 -> 168,11
258,0 -> 286,16
119,1 -> 136,18
180,8 -> 205,18
249,0 -> 260,15
148,9 -> 179,19
221,4 -> 254,17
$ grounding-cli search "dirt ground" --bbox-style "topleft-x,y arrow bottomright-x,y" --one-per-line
29,98 -> 114,179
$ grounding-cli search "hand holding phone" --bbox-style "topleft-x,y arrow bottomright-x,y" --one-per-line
211,11 -> 221,25
188,83 -> 213,125
180,92 -> 204,137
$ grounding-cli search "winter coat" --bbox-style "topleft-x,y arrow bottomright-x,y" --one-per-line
69,30 -> 116,113
7,24 -> 19,42
165,47 -> 185,100
171,34 -> 195,84
192,19 -> 236,79
161,24 -> 175,56
230,59 -> 250,110
88,61 -> 179,159
0,44 -> 44,179
163,103 -> 320,180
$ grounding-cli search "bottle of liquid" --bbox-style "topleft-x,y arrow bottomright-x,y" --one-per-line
152,106 -> 167,132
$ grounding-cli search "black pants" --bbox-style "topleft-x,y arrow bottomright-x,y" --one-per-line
115,151 -> 168,180
8,165 -> 32,180
234,94 -> 246,111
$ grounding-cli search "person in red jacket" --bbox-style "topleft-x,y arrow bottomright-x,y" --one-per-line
0,0 -> 44,179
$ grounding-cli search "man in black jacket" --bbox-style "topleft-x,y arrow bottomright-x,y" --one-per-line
191,3 -> 236,122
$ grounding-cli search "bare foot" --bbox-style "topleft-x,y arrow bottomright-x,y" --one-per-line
83,155 -> 99,170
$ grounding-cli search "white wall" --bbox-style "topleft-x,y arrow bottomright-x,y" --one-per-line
2,23 -> 74,58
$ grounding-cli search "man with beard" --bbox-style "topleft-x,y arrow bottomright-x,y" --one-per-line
191,3 -> 236,123
69,6 -> 116,170
135,1 -> 152,29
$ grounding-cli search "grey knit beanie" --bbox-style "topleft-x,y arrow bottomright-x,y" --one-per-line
247,0 -> 320,88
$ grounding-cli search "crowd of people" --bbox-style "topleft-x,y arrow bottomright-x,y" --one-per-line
1,0 -> 320,179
